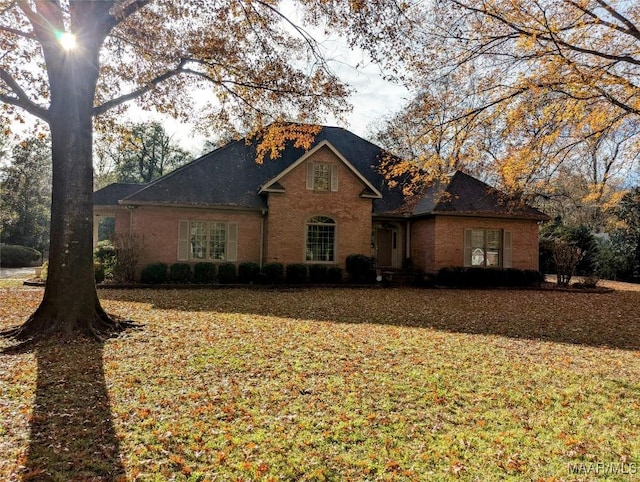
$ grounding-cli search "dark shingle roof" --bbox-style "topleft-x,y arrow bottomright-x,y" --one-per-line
94,127 -> 546,221
93,183 -> 146,206
412,171 -> 548,219
118,126 -> 405,214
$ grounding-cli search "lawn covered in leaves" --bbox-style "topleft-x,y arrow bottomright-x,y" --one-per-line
1,284 -> 639,481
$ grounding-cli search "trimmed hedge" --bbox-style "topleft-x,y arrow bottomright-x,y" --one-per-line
238,262 -> 260,284
309,264 -> 342,283
346,254 -> 375,283
262,262 -> 284,284
286,263 -> 308,284
0,244 -> 41,268
217,262 -> 237,284
327,266 -> 343,283
140,262 -> 168,284
169,263 -> 191,283
309,264 -> 328,283
436,267 -> 543,288
193,262 -> 216,284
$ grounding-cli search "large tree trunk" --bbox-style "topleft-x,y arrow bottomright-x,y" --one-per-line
7,3 -> 127,341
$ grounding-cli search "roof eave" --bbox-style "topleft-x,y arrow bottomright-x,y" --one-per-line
118,200 -> 264,213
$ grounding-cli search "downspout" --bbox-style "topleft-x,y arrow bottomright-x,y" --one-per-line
260,209 -> 267,268
406,220 -> 411,264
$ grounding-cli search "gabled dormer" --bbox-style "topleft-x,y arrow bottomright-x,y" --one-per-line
259,140 -> 382,199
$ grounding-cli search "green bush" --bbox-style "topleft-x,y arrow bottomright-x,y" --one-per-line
309,264 -> 328,283
238,262 -> 260,284
193,262 -> 216,284
262,262 -> 284,284
169,263 -> 191,283
0,244 -> 41,268
286,263 -> 308,284
217,262 -> 236,284
94,240 -> 116,279
345,254 -> 374,283
327,266 -> 343,284
140,262 -> 168,284
94,262 -> 105,284
436,267 -> 543,288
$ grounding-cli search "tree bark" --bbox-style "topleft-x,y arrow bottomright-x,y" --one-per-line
6,2 -> 127,340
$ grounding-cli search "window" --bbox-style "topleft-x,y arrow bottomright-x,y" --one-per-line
306,216 -> 335,262
464,228 -> 511,268
178,220 -> 237,262
306,162 -> 338,192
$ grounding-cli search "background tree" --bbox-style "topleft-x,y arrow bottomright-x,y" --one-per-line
0,135 -> 51,252
609,187 -> 640,279
95,121 -> 190,184
374,1 -> 640,212
0,0 -> 410,340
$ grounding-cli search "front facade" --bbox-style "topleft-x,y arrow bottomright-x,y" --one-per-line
93,126 -> 547,277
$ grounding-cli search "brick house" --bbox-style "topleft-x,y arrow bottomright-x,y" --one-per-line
93,126 -> 547,277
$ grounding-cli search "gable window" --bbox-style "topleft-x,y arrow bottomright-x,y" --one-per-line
464,228 -> 512,268
307,162 -> 338,192
306,216 -> 335,262
178,220 -> 237,262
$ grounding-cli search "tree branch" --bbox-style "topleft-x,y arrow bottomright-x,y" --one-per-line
0,67 -> 48,120
93,59 -> 187,116
0,23 -> 36,40
450,0 -> 640,66
106,0 -> 151,29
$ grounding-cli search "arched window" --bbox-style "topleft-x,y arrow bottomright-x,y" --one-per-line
306,216 -> 335,262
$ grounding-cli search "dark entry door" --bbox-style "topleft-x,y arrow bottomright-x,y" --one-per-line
376,229 -> 393,267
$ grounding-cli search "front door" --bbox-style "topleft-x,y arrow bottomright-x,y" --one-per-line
376,228 -> 393,267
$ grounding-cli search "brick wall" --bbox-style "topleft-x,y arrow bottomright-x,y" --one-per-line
265,146 -> 372,269
129,206 -> 263,269
411,215 -> 541,272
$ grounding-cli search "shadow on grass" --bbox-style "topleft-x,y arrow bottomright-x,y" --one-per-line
3,338 -> 125,481
99,287 -> 640,351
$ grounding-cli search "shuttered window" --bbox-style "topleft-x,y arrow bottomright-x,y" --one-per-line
463,228 -> 511,268
306,162 -> 338,192
177,220 -> 238,262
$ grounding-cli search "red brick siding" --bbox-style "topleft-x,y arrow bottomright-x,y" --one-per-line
114,209 -> 131,237
129,206 -> 263,268
265,146 -> 372,269
411,215 -> 540,272
410,218 -> 436,272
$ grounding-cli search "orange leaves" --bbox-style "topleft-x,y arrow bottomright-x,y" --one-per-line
252,123 -> 322,164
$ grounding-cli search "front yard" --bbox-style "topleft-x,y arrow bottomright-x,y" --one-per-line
1,284 -> 639,481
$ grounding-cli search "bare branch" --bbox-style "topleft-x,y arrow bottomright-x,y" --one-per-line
0,23 -> 35,40
106,0 -> 151,29
93,59 -> 187,116
0,67 -> 48,120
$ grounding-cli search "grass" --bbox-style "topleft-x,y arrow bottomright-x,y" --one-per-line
0,283 -> 639,481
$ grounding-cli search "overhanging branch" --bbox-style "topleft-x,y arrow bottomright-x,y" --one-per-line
93,60 -> 187,116
0,67 -> 49,121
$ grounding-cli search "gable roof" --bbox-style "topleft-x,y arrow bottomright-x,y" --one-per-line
412,171 -> 549,220
93,183 -> 146,207
117,126 -> 404,213
259,139 -> 382,198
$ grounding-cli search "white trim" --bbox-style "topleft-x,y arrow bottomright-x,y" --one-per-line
259,140 -> 382,198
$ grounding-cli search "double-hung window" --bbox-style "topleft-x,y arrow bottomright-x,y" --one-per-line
464,228 -> 512,268
306,216 -> 336,262
178,220 -> 237,262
